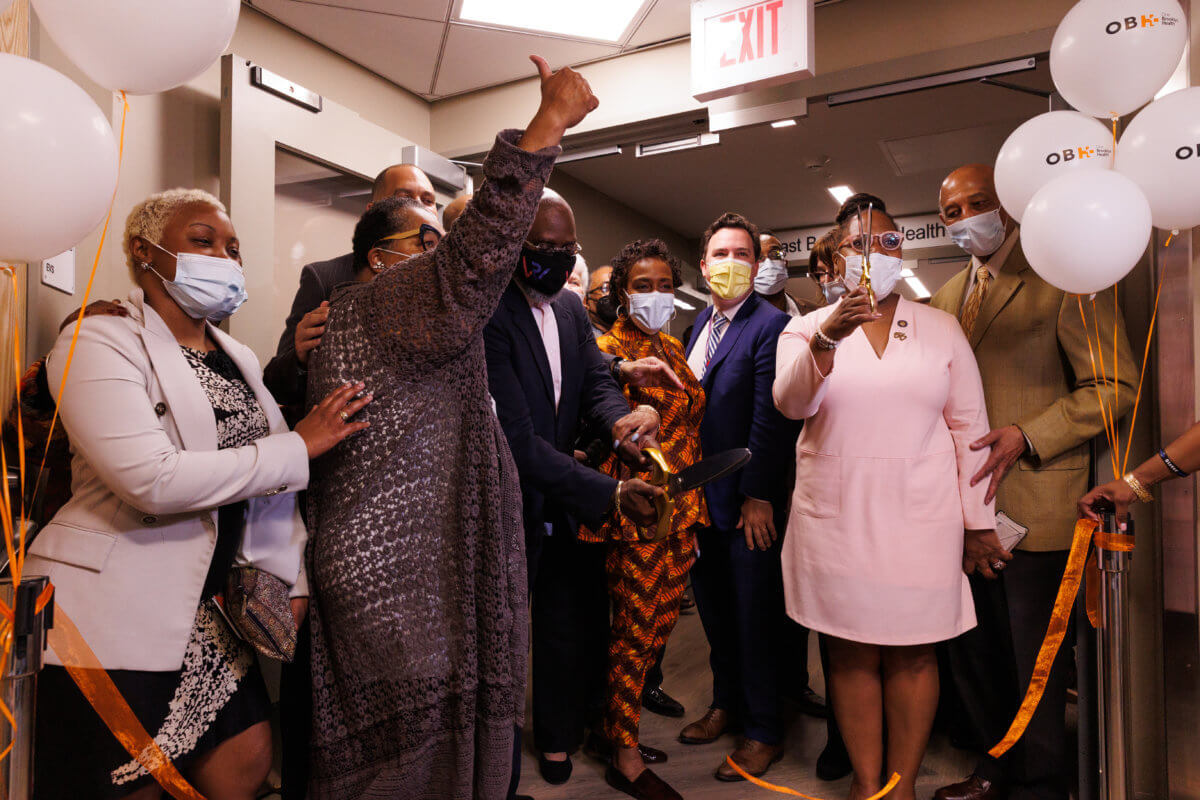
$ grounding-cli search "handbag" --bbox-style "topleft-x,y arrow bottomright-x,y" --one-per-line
223,566 -> 297,662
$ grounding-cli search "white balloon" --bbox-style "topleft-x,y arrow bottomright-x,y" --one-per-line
1022,170 -> 1151,295
995,111 -> 1114,222
0,54 -> 118,264
1115,87 -> 1200,230
1050,0 -> 1187,119
30,0 -> 239,94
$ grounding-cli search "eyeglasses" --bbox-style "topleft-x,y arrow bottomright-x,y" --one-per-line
525,239 -> 582,256
842,231 -> 903,254
378,223 -> 442,253
810,267 -> 835,283
764,246 -> 785,261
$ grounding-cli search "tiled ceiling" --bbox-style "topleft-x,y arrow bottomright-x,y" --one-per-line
245,0 -> 691,100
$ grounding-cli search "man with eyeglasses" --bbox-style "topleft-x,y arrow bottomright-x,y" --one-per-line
264,163 -> 440,419
484,187 -> 668,791
754,232 -> 819,317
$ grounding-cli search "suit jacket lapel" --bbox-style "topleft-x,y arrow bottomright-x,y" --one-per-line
503,282 -> 555,406
969,248 -> 1028,349
132,293 -> 218,452
703,295 -> 757,385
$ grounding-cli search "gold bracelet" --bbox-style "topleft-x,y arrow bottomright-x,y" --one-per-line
614,480 -> 625,519
1123,473 -> 1152,503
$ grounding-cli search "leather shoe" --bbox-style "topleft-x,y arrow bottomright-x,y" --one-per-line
797,686 -> 829,718
643,685 -> 686,718
934,775 -> 1003,800
815,737 -> 852,781
715,737 -> 783,781
679,707 -> 730,744
583,732 -> 669,765
537,753 -> 572,785
605,765 -> 683,800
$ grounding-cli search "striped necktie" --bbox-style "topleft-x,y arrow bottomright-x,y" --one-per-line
960,265 -> 992,339
705,312 -> 729,367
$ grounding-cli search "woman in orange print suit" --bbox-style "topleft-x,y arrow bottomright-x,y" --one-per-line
582,238 -> 707,800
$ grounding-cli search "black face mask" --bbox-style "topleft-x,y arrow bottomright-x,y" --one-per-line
517,245 -> 576,297
593,291 -> 619,326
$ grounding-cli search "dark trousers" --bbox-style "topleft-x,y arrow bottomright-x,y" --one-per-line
690,524 -> 786,745
529,531 -> 610,753
279,618 -> 312,799
946,549 -> 1072,800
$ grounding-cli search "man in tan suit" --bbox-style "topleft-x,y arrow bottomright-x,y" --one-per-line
930,164 -> 1135,800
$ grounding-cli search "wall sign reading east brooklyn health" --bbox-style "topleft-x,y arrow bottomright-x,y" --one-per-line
773,213 -> 954,263
691,0 -> 815,103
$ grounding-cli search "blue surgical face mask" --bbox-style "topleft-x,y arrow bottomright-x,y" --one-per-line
148,242 -> 247,321
947,208 -> 1007,257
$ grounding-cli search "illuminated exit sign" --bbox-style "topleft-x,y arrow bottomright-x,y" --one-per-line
691,0 -> 815,103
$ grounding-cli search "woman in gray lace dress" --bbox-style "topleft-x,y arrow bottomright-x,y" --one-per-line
304,58 -> 599,800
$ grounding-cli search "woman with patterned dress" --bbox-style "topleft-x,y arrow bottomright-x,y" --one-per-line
582,239 -> 708,800
26,188 -> 369,800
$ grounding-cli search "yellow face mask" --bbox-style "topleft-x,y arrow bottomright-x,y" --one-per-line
706,259 -> 754,301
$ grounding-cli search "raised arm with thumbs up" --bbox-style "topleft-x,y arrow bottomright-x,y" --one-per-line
518,54 -> 600,153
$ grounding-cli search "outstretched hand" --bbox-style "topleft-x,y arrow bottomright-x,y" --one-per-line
519,55 -> 599,152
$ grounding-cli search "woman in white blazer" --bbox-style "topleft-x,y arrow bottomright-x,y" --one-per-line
27,189 -> 371,800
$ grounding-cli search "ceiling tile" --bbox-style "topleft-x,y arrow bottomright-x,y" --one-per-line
253,0 -> 446,95
278,0 -> 450,22
625,0 -> 690,49
433,24 -> 619,97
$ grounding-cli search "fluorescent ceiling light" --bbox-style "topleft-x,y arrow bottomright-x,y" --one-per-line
636,133 -> 720,158
905,276 -> 931,299
457,0 -> 647,43
557,145 -> 622,164
827,185 -> 854,204
673,297 -> 696,311
828,57 -> 1036,106
900,268 -> 915,278
771,119 -> 798,129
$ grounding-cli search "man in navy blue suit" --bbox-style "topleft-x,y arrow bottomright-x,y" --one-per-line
680,212 -> 801,782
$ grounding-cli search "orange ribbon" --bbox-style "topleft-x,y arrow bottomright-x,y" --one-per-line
725,756 -> 900,799
49,604 -> 206,800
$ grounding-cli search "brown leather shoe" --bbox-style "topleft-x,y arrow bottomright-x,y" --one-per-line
933,775 -> 1004,800
715,737 -> 783,781
678,708 -> 729,744
605,765 -> 683,800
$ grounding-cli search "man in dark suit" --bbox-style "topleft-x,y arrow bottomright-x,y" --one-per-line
680,212 -> 800,782
263,163 -> 439,420
483,189 -> 664,795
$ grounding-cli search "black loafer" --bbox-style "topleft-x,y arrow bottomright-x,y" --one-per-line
816,739 -> 852,781
643,686 -> 685,718
605,765 -> 683,800
537,753 -> 572,785
636,743 -> 668,764
583,732 -> 669,765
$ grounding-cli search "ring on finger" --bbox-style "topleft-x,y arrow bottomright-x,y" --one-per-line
991,559 -> 1006,571
339,410 -> 350,422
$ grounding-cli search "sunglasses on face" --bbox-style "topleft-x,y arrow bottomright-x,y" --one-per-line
378,223 -> 442,253
525,239 -> 582,256
842,231 -> 903,254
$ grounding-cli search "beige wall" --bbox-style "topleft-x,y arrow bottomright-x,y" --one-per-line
23,6 -> 430,360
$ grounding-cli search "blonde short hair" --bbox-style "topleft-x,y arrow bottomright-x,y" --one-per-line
123,188 -> 225,279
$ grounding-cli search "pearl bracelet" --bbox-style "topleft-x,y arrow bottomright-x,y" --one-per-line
812,329 -> 840,351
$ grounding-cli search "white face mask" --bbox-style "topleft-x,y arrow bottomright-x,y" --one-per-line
947,208 -> 1007,257
754,258 -> 789,295
148,242 -> 248,321
626,290 -> 675,334
842,254 -> 903,301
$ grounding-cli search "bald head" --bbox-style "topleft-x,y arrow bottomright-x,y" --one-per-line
939,163 -> 1006,225
442,193 -> 472,230
528,188 -> 577,248
371,164 -> 436,209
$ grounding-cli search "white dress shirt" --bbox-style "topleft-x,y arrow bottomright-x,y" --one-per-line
526,297 -> 562,410
688,296 -> 749,381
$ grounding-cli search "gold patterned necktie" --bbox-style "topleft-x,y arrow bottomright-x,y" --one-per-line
960,265 -> 992,338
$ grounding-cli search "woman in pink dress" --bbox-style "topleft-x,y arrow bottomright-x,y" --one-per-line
773,195 -> 1007,800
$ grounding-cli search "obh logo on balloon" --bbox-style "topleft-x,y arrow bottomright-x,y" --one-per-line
1103,11 -> 1180,35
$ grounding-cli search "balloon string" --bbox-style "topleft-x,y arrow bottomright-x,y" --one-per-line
1111,284 -> 1119,471
1109,114 -> 1118,166
1121,271 -> 1162,475
28,91 -> 128,541
1165,231 -> 1175,248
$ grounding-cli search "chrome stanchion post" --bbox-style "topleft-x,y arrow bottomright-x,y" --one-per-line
1095,510 -> 1133,800
0,576 -> 52,800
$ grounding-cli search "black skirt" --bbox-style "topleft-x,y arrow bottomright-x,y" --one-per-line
34,602 -> 271,799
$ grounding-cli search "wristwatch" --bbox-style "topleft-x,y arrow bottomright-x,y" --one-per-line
609,356 -> 626,383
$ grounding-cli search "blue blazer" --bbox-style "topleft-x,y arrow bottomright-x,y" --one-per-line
685,292 -> 800,531
484,282 -> 630,542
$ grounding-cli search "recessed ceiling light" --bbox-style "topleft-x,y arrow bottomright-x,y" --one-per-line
905,276 -> 931,299
771,119 -> 798,129
673,297 -> 696,311
457,0 -> 648,43
827,185 -> 854,204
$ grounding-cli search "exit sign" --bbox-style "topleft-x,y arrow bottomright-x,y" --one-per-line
691,0 -> 815,103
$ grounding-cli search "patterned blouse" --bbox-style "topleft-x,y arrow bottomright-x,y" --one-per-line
180,347 -> 269,448
582,315 -> 710,543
